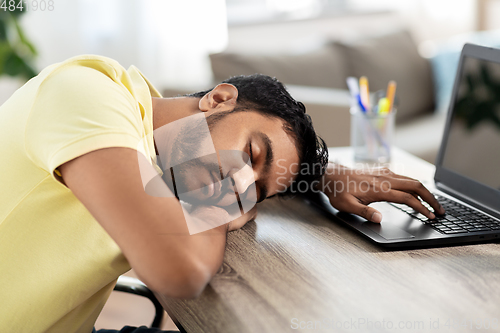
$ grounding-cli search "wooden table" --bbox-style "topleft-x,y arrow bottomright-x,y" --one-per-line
157,147 -> 500,333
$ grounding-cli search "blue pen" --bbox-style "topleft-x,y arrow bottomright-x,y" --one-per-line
346,77 -> 367,113
357,94 -> 366,113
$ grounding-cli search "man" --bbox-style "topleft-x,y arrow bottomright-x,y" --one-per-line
0,55 -> 444,333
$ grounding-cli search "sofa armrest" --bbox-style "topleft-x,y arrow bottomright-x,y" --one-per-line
286,85 -> 352,148
286,85 -> 351,106
163,85 -> 353,148
394,112 -> 447,164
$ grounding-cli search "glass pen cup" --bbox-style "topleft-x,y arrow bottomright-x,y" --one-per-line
350,106 -> 396,163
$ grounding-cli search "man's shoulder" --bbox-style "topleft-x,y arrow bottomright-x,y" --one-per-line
36,55 -> 137,106
39,54 -> 131,91
58,54 -> 126,75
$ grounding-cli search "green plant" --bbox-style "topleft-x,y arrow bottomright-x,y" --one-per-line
0,6 -> 37,79
455,62 -> 500,132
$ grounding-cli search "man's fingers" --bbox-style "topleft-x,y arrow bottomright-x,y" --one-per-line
387,178 -> 444,215
381,189 -> 436,219
338,197 -> 383,223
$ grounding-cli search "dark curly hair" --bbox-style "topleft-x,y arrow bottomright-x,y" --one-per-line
187,74 -> 329,196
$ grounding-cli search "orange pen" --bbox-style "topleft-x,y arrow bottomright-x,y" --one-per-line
386,80 -> 397,112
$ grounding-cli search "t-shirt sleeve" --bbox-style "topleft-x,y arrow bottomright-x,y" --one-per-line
25,64 -> 144,178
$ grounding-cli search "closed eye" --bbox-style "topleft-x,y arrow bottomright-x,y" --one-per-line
248,142 -> 254,165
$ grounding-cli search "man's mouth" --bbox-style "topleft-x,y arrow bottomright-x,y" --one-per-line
203,170 -> 223,201
178,164 -> 242,207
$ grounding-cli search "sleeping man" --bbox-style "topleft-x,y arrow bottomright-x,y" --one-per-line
0,55 -> 444,333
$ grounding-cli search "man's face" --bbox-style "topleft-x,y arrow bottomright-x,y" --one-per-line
167,110 -> 300,207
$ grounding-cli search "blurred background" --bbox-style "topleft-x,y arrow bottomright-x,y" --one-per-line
2,0 -> 500,330
2,0 -> 500,165
2,0 -> 499,94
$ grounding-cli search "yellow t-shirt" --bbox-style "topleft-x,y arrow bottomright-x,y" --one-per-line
0,55 -> 162,333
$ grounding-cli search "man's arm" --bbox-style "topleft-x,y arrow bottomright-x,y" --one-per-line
317,162 -> 445,223
59,147 -> 228,298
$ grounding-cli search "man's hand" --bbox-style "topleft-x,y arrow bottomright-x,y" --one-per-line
228,206 -> 257,231
318,163 -> 445,223
186,201 -> 257,233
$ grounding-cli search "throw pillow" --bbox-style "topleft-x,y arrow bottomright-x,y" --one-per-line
335,30 -> 435,123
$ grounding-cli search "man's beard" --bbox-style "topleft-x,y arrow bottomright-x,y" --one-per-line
170,113 -> 220,171
161,112 -> 237,206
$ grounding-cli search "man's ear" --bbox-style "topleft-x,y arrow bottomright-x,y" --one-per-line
199,83 -> 238,113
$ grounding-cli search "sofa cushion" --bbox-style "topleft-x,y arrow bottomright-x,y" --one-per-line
210,44 -> 349,89
335,30 -> 435,123
429,29 -> 500,114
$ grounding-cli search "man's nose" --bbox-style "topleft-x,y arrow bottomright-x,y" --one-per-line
230,164 -> 256,196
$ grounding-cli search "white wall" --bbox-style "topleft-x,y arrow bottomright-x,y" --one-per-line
16,0 -> 227,91
225,0 -> 478,54
0,0 -> 484,105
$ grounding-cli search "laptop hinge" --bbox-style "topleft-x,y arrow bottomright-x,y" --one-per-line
436,182 -> 500,220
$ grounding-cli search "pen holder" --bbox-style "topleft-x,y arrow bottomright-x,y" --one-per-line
350,107 -> 396,163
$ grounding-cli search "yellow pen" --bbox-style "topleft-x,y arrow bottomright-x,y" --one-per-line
359,76 -> 370,112
378,97 -> 390,114
386,80 -> 397,113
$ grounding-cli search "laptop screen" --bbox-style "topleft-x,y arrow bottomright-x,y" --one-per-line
441,55 -> 500,192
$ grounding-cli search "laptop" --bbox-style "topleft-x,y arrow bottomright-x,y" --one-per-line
305,43 -> 500,248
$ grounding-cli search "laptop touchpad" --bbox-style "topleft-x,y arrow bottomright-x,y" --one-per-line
363,223 -> 415,240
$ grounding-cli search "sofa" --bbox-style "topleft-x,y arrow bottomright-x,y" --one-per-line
165,29 -> 500,164
208,29 -> 446,164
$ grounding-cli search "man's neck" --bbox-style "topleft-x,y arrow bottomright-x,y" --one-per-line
152,97 -> 201,131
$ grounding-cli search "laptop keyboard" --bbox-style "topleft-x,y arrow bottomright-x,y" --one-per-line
389,194 -> 500,235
